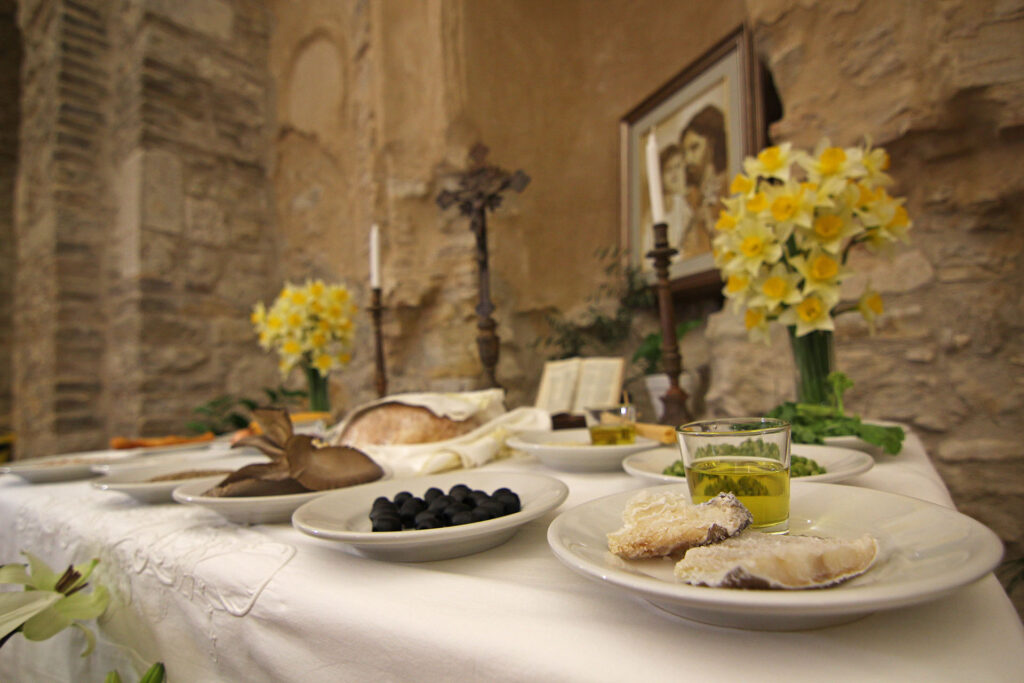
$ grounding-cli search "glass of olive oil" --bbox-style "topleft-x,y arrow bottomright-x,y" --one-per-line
585,404 -> 637,445
677,418 -> 791,533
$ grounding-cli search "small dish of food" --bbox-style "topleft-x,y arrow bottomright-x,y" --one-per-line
292,470 -> 569,562
622,444 -> 874,485
506,429 -> 658,472
92,455 -> 267,504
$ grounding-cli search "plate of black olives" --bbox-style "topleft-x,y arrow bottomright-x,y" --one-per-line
291,470 -> 569,561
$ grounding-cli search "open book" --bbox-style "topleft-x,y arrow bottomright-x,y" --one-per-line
534,357 -> 626,414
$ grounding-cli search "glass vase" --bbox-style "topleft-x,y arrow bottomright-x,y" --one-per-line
787,327 -> 835,405
303,363 -> 331,413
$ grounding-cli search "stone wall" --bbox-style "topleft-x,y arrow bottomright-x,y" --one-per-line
11,0 -> 278,455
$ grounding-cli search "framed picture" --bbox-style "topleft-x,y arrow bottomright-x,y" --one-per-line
620,24 -> 765,292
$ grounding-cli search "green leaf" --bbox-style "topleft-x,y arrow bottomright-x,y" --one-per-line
139,662 -> 167,683
105,670 -> 124,683
0,592 -> 61,640
853,422 -> 905,454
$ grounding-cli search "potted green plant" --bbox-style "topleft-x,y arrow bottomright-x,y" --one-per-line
632,319 -> 702,419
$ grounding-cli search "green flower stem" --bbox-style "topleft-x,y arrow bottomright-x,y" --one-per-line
788,326 -> 835,405
303,363 -> 330,413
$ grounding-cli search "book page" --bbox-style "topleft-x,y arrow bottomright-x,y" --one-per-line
571,357 -> 626,413
534,358 -> 582,413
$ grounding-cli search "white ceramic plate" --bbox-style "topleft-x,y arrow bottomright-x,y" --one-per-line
0,449 -> 142,483
506,428 -> 658,472
92,455 -> 267,504
623,444 -> 874,485
90,443 -> 241,474
547,482 -> 1003,631
173,475 -> 332,525
292,470 -> 569,562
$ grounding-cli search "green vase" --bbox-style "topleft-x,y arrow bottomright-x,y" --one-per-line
787,327 -> 835,405
303,363 -> 331,413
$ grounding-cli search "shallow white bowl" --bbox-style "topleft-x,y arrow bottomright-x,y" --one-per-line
506,428 -> 658,472
92,455 -> 267,504
173,475 -> 332,525
547,482 -> 1003,631
1,450 -> 141,483
292,470 -> 569,562
622,444 -> 874,485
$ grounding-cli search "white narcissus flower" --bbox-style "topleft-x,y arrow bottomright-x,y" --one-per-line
743,143 -> 805,182
728,219 -> 784,276
744,306 -> 772,345
713,137 -> 910,346
722,270 -> 754,312
252,279 -> 358,378
858,286 -> 885,335
790,251 -> 847,299
750,262 -> 804,313
778,292 -> 837,336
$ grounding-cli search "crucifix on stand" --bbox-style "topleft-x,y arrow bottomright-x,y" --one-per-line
436,144 -> 530,388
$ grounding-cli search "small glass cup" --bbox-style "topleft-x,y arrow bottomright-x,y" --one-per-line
584,404 -> 637,445
676,417 -> 791,533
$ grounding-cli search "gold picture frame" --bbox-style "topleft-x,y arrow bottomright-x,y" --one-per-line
620,24 -> 765,294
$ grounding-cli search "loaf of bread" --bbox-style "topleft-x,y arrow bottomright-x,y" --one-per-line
674,531 -> 878,589
336,403 -> 483,447
607,491 -> 752,560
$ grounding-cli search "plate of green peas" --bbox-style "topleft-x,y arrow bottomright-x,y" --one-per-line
622,444 -> 874,486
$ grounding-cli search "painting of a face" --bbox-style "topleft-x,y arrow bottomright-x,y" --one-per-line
682,130 -> 709,179
662,152 -> 685,195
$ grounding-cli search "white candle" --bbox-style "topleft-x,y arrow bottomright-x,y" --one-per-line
645,131 -> 665,224
369,224 -> 381,289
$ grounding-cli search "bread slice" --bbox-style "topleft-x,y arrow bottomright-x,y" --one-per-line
674,531 -> 878,589
607,491 -> 753,560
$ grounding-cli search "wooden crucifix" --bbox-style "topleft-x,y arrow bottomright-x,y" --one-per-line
436,144 -> 530,388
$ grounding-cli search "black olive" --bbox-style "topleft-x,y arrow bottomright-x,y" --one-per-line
443,502 -> 471,520
427,494 -> 454,512
424,487 -> 444,502
372,517 -> 402,532
414,511 -> 443,529
449,510 -> 474,526
393,491 -> 413,506
369,504 -> 399,520
494,493 -> 520,514
478,499 -> 505,517
470,507 -> 494,522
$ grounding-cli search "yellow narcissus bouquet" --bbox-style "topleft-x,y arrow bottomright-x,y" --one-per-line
713,139 -> 911,343
251,280 -> 357,411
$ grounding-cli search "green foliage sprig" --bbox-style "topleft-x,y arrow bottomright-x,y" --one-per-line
187,386 -> 308,435
535,247 -> 655,360
768,371 -> 904,454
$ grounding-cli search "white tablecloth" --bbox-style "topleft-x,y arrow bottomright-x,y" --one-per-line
0,430 -> 1022,682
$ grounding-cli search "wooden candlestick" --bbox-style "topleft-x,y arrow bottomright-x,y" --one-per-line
370,287 -> 387,398
647,222 -> 693,426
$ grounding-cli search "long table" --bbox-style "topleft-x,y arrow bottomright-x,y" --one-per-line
1,429 -> 1022,682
